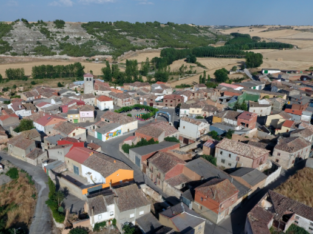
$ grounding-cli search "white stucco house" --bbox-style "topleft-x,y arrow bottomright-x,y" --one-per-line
96,96 -> 114,110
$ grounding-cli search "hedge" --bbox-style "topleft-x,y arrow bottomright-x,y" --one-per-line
122,138 -> 159,154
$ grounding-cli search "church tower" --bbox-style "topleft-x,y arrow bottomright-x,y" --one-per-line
84,73 -> 94,94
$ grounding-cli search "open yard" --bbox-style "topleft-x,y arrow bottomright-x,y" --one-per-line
274,167 -> 313,207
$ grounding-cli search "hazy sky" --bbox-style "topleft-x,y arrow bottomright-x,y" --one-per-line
1,0 -> 312,25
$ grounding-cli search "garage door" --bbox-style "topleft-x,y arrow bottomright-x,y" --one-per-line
97,132 -> 102,141
74,119 -> 78,123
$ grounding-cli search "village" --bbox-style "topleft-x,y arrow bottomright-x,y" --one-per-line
0,67 -> 313,234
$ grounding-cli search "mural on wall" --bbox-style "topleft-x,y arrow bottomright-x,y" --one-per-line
106,129 -> 122,140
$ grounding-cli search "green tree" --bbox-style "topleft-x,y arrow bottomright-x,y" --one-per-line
225,129 -> 234,139
214,68 -> 229,83
231,66 -> 237,71
0,74 -> 2,82
69,227 -> 89,234
14,119 -> 34,132
164,136 -> 179,143
208,131 -> 219,140
201,155 -> 217,166
246,52 -> 263,68
186,54 -> 196,63
123,224 -> 136,234
57,82 -> 64,87
207,74 -> 211,82
241,101 -> 248,111
102,61 -> 112,82
233,100 -> 241,111
199,75 -> 203,84
203,70 -> 207,83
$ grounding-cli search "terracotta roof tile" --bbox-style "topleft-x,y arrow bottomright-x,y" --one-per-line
65,147 -> 94,164
195,178 -> 238,203
149,152 -> 185,174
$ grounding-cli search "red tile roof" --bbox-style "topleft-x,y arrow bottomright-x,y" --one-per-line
195,178 -> 238,203
110,88 -> 123,93
0,114 -> 18,121
36,102 -> 50,108
96,95 -> 113,102
83,73 -> 94,78
282,120 -> 294,128
35,114 -> 65,126
238,111 -> 257,120
285,109 -> 302,116
65,147 -> 94,164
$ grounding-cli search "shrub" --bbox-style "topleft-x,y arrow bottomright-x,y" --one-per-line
164,136 -> 179,143
94,221 -> 106,232
69,227 -> 89,234
6,168 -> 19,179
46,178 -> 65,223
127,114 -> 132,117
225,129 -> 234,139
201,155 -> 217,166
57,82 -> 64,87
208,131 -> 219,140
122,138 -> 159,154
286,224 -> 309,234
14,119 -> 34,133
196,116 -> 204,119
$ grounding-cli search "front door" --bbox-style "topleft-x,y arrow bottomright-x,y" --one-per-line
97,132 -> 102,141
74,119 -> 78,123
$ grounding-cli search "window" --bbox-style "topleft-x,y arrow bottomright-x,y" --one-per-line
220,151 -> 223,155
228,163 -> 231,166
130,214 -> 135,218
276,159 -> 279,163
183,126 -> 185,129
201,197 -> 203,201
295,216 -> 299,220
229,154 -> 231,158
73,133 -> 76,136
221,159 -> 225,164
277,153 -> 280,156
139,211 -> 144,215
236,157 -> 240,161
294,221 -> 298,224
310,222 -> 313,226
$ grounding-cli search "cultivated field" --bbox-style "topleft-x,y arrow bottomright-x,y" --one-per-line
120,51 -> 161,63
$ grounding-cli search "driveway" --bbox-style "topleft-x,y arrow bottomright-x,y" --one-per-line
0,152 -> 53,234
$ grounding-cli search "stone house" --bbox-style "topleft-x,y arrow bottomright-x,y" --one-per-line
8,134 -> 36,160
43,134 -> 64,150
213,111 -> 240,126
8,102 -> 32,117
237,111 -> 258,130
124,82 -> 151,91
230,167 -> 267,194
290,128 -> 313,144
245,190 -> 313,234
87,142 -> 101,152
80,93 -> 96,106
265,112 -> 292,129
65,147 -> 94,177
268,98 -> 286,111
0,114 -> 19,128
135,125 -> 165,142
52,121 -> 87,141
163,94 -> 183,108
215,138 -> 270,169
203,138 -> 218,156
128,141 -> 180,171
193,178 -> 239,224
0,125 -> 8,144
26,148 -> 48,166
159,203 -> 205,234
108,92 -> 134,107
249,101 -> 271,117
202,105 -> 218,117
101,111 -> 138,134
146,152 -> 185,190
47,144 -> 72,162
275,120 -> 296,134
272,137 -> 311,169
140,94 -> 158,107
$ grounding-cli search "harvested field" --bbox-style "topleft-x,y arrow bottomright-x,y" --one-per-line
0,167 -> 37,229
120,51 -> 161,63
274,167 -> 313,207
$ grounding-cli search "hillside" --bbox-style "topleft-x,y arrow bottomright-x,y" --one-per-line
0,19 -> 227,57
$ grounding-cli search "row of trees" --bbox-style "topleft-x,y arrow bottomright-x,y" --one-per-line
5,68 -> 26,80
32,62 -> 85,79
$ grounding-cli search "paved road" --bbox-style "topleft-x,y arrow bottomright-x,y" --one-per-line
0,152 -> 53,234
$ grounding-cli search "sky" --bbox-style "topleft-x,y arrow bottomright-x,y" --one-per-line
1,0 -> 312,26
